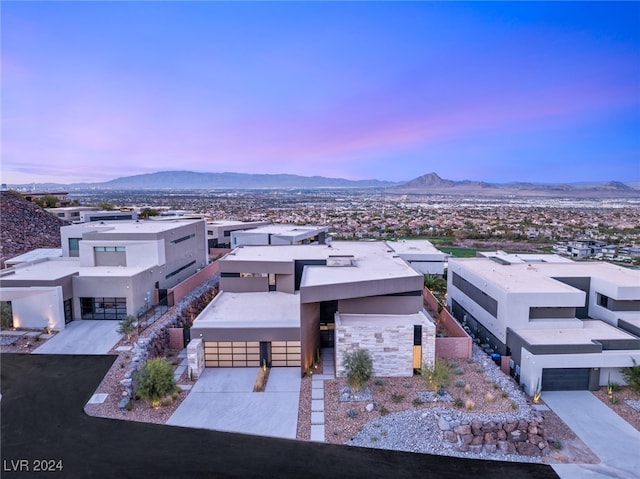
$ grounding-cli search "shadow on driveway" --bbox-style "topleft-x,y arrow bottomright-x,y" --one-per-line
1,354 -> 559,479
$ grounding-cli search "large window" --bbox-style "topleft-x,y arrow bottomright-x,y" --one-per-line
80,297 -> 127,320
68,238 -> 81,257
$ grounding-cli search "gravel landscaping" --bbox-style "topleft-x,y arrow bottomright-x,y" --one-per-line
323,344 -> 599,464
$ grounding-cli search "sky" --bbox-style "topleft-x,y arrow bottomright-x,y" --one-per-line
1,1 -> 639,185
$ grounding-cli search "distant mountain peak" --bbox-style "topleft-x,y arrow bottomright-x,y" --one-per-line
405,172 -> 454,188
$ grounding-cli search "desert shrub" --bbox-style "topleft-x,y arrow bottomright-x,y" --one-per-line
550,439 -> 563,450
136,358 -> 178,408
412,397 -> 423,406
347,408 -> 358,419
379,405 -> 389,416
501,390 -> 509,398
485,393 -> 495,403
454,379 -> 465,388
391,392 -> 405,403
464,399 -> 475,410
343,349 -> 373,392
117,315 -> 137,341
422,359 -> 454,391
511,401 -> 518,410
622,359 -> 640,393
454,367 -> 465,375
374,378 -> 384,386
464,384 -> 471,394
454,398 -> 463,408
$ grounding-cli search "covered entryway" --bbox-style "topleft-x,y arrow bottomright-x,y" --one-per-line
541,368 -> 596,391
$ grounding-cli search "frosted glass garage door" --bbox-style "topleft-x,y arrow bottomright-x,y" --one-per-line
203,341 -> 260,367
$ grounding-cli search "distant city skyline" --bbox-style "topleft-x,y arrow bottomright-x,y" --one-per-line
2,2 -> 639,185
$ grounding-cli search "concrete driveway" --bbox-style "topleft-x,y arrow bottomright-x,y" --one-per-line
543,391 -> 640,479
33,320 -> 121,355
167,368 -> 301,439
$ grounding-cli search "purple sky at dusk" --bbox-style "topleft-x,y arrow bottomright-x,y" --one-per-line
2,2 -> 639,185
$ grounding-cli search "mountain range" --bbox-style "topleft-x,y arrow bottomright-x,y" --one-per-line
7,170 -> 639,198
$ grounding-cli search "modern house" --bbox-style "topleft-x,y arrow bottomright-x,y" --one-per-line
447,254 -> 640,394
205,220 -> 270,249
189,241 -> 435,377
386,239 -> 447,275
230,224 -> 329,248
0,219 -> 208,330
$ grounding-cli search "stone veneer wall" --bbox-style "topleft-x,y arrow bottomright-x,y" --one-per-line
438,414 -> 549,456
336,318 -> 435,377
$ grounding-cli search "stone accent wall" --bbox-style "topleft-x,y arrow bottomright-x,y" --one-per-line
421,320 -> 436,367
336,318 -> 435,377
437,413 -> 549,457
187,338 -> 205,379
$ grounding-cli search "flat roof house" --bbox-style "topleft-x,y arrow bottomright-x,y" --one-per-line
447,255 -> 640,395
386,239 -> 447,275
190,241 -> 435,377
230,224 -> 329,248
205,220 -> 270,249
0,219 -> 208,330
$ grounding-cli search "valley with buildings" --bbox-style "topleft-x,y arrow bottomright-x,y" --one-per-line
1,186 -> 639,478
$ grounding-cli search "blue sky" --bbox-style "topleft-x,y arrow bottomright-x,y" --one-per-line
2,1 -> 639,185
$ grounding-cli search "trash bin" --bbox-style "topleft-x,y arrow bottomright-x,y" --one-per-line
490,353 -> 501,366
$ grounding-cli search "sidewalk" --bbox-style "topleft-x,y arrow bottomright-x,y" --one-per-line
543,391 -> 640,479
310,348 -> 335,442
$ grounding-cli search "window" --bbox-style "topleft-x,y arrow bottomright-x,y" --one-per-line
94,246 -> 125,252
598,293 -> 610,309
413,325 -> 422,346
80,297 -> 126,320
170,233 -> 195,245
165,260 -> 196,279
69,238 -> 81,257
64,299 -> 73,324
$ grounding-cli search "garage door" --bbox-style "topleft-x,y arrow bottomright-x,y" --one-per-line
271,341 -> 301,367
542,368 -> 590,391
204,341 -> 261,367
203,340 -> 301,368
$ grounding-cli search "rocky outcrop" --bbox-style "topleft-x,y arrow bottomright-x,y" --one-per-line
0,191 -> 68,267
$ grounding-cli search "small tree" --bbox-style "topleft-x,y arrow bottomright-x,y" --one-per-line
422,359 -> 454,392
140,207 -> 160,219
622,358 -> 640,393
116,314 -> 137,341
136,358 -> 178,408
424,274 -> 447,296
343,349 -> 373,392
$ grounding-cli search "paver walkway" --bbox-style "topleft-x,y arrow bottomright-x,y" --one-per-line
310,348 -> 335,442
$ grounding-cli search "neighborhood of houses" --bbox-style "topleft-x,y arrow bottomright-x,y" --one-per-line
1,206 -> 639,399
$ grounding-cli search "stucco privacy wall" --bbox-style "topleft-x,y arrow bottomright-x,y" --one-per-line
0,286 -> 65,330
335,313 -> 435,377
